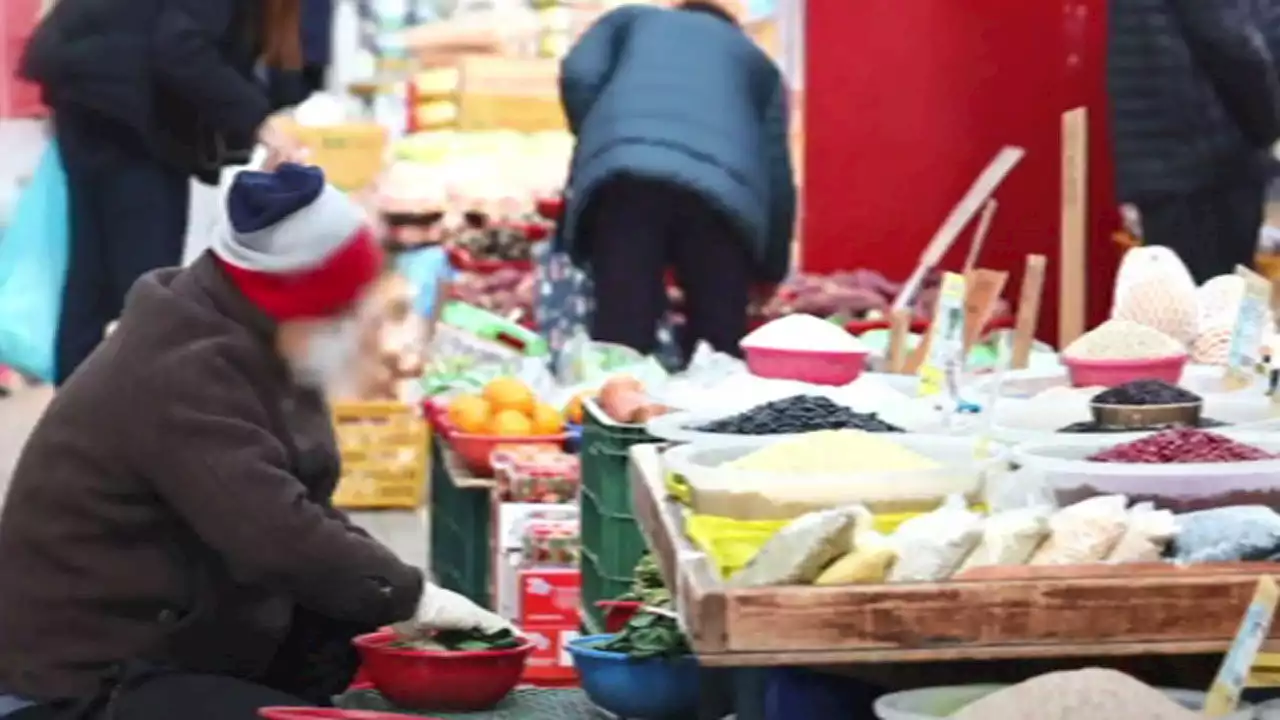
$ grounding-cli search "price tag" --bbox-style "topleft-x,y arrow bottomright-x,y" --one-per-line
1204,575 -> 1280,716
919,273 -> 967,397
1224,266 -> 1271,392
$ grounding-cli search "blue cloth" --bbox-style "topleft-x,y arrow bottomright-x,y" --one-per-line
227,164 -> 325,233
557,6 -> 796,284
302,0 -> 335,66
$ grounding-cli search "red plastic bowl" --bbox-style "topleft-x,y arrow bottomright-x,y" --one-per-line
260,710 -> 439,720
596,601 -> 642,633
743,346 -> 869,385
352,631 -> 533,712
1062,354 -> 1189,388
447,429 -> 570,476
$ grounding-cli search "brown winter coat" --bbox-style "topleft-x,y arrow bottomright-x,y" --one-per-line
0,255 -> 423,702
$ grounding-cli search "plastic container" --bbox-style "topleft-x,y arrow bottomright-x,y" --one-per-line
260,710 -> 432,720
352,631 -> 533,712
662,435 -> 996,518
568,634 -> 700,720
743,346 -> 869,385
977,362 -> 1271,399
1013,432 -> 1280,511
331,402 -> 430,510
596,600 -> 642,633
1060,353 -> 1188,387
873,684 -> 1248,719
447,429 -> 570,476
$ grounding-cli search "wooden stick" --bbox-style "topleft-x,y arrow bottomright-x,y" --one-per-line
886,309 -> 911,374
962,199 -> 998,274
963,269 -> 1008,353
1012,254 -> 1048,369
1059,107 -> 1088,348
891,146 -> 1025,311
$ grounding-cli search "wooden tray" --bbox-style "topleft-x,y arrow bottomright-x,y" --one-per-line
629,444 -> 1280,667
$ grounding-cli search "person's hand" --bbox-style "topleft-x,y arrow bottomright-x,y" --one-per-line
257,116 -> 308,169
393,584 -> 513,637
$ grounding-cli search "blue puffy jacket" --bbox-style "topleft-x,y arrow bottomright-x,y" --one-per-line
558,5 -> 796,283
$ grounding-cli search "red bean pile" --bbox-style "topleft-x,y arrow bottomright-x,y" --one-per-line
1087,428 -> 1276,464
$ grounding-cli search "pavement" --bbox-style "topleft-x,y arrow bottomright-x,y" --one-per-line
0,384 -> 428,567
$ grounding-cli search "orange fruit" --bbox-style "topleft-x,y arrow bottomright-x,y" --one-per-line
447,395 -> 491,433
483,377 -> 536,415
488,409 -> 534,436
564,392 -> 590,425
530,403 -> 564,435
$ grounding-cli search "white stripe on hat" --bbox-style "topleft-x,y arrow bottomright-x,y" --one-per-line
212,184 -> 366,273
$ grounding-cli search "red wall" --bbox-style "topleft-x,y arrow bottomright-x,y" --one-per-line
802,0 -> 1120,343
2,0 -> 44,118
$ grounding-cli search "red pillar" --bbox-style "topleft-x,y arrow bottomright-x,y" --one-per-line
801,0 -> 1119,342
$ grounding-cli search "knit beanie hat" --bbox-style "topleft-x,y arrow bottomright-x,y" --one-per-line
212,163 -> 383,321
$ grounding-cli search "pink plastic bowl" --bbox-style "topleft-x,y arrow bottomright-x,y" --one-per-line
743,346 -> 869,385
1062,353 -> 1189,388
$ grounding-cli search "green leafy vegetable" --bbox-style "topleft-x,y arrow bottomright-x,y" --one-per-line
590,611 -> 690,659
619,554 -> 671,606
390,627 -> 521,652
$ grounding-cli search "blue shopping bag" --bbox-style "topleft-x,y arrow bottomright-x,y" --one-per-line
0,142 -> 68,382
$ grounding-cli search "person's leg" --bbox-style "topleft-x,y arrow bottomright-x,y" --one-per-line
257,606 -> 375,705
1135,192 -> 1220,284
107,673 -> 312,720
1210,173 -> 1266,277
101,156 -> 189,322
585,176 -> 673,354
668,191 -> 751,358
51,115 -> 111,385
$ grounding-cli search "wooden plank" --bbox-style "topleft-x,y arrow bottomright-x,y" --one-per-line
1058,107 -> 1087,348
629,445 -> 728,653
1011,254 -> 1047,369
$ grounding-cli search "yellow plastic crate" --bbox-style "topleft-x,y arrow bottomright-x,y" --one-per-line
332,401 -> 430,510
285,122 -> 388,192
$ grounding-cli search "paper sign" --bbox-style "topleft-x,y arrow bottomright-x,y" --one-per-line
1224,266 -> 1271,391
919,273 -> 967,397
1204,575 -> 1279,715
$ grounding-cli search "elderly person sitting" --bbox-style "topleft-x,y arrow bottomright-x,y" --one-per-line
0,164 -> 503,720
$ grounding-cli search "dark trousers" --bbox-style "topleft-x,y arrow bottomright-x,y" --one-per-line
1136,174 -> 1266,284
53,110 -> 189,386
584,176 -> 751,360
8,607 -> 369,720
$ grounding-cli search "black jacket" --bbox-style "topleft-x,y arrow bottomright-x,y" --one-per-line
21,0 -> 275,182
1108,0 -> 1280,200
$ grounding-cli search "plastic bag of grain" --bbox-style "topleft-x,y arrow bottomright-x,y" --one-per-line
1171,505 -> 1280,564
726,506 -> 862,588
957,506 -> 1051,571
1105,502 -> 1177,563
1111,246 -> 1199,345
886,494 -> 983,582
815,519 -> 896,585
1028,495 -> 1129,565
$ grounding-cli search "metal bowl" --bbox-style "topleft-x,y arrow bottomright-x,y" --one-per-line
1089,401 -> 1203,430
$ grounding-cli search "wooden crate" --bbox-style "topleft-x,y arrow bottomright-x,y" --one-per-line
630,445 -> 1280,667
332,401 -> 430,510
411,56 -> 565,133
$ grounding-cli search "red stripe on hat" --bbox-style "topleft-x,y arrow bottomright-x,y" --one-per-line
217,227 -> 384,320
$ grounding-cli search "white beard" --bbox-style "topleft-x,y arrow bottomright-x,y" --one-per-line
287,316 -> 361,397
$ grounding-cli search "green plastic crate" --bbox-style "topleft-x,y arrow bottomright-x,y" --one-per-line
578,401 -> 656,628
428,436 -> 492,608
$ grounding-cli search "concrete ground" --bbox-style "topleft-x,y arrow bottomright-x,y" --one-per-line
0,384 -> 428,567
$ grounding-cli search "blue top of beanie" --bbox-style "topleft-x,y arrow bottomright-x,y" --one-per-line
227,163 -> 326,234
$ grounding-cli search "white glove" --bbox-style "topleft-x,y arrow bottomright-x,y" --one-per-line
398,584 -> 513,635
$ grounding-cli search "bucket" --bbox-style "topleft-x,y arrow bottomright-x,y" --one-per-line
873,684 -> 1249,719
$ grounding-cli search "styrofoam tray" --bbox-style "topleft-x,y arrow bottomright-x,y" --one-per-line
661,435 -> 1000,519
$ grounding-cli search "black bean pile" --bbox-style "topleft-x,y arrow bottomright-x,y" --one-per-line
695,395 -> 905,435
1091,379 -> 1201,406
1058,417 -> 1227,433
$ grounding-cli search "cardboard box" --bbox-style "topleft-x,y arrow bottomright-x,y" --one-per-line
519,567 -> 581,627
285,122 -> 388,192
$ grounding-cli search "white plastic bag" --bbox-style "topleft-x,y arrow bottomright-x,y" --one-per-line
1106,502 -> 1177,563
887,495 -> 983,582
958,506 -> 1052,570
1029,495 -> 1130,565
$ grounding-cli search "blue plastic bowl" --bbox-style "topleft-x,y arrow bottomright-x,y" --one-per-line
567,634 -> 700,720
